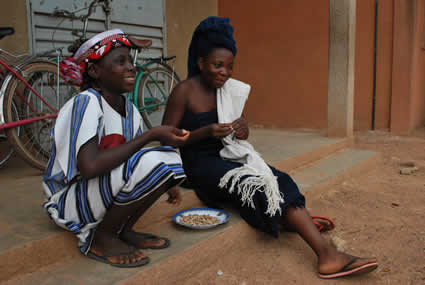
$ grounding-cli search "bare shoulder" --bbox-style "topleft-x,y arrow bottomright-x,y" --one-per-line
169,78 -> 197,102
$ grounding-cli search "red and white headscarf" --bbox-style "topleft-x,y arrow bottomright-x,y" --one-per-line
60,29 -> 133,86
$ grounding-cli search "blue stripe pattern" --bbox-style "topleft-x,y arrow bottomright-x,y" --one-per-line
100,175 -> 113,208
116,163 -> 184,203
66,222 -> 82,234
44,141 -> 56,178
121,98 -> 134,141
125,146 -> 177,181
128,99 -> 133,139
77,181 -> 95,224
79,229 -> 95,254
58,189 -> 67,219
43,143 -> 60,195
67,94 -> 90,181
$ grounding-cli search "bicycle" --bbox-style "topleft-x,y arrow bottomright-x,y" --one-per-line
0,28 -> 75,169
53,0 -> 181,130
0,0 -> 180,170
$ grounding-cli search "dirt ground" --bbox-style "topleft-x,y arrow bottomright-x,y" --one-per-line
180,130 -> 425,285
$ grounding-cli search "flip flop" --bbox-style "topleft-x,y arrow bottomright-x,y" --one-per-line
311,216 -> 336,233
318,258 -> 378,279
86,246 -> 150,268
121,232 -> 171,250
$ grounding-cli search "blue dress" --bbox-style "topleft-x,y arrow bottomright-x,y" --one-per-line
179,109 -> 305,237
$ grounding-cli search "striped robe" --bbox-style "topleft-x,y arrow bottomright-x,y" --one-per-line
42,88 -> 185,254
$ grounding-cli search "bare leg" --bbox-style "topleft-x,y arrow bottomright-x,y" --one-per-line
282,207 -> 377,275
119,179 -> 183,248
90,180 -> 175,265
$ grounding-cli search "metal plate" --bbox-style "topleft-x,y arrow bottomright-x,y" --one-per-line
172,208 -> 230,230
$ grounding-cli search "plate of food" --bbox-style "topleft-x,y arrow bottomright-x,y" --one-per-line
172,208 -> 230,229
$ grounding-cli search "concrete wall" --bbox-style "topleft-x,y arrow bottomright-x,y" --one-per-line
0,0 -> 29,54
219,0 -> 329,130
165,0 -> 218,80
327,0 -> 357,137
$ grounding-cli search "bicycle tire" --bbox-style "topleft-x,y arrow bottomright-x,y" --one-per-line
0,133 -> 13,167
137,66 -> 180,129
0,132 -> 13,167
0,101 -> 20,168
3,61 -> 76,170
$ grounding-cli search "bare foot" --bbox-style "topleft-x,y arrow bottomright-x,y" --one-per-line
119,230 -> 169,249
280,218 -> 334,233
90,232 -> 148,266
318,252 -> 377,278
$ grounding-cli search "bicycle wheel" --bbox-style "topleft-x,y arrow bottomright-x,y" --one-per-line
0,101 -> 20,167
3,61 -> 76,170
137,66 -> 180,129
0,132 -> 13,167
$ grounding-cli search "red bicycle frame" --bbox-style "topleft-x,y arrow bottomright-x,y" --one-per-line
0,59 -> 59,131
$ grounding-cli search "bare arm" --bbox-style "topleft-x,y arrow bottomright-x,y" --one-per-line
162,82 -> 233,145
77,126 -> 189,180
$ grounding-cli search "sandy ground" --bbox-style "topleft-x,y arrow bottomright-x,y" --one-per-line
181,130 -> 425,285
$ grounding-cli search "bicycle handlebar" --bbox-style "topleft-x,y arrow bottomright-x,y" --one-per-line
51,0 -> 112,22
143,56 -> 176,63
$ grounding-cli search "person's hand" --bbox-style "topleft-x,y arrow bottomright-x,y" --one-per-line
150,126 -> 190,147
167,187 -> 181,205
232,117 -> 249,139
209,123 -> 233,138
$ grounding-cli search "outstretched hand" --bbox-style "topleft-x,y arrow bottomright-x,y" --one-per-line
232,117 -> 249,139
150,126 -> 190,147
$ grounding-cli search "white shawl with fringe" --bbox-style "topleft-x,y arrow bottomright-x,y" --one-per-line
217,78 -> 284,216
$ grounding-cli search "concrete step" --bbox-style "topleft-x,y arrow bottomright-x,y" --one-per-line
249,129 -> 352,170
289,148 -> 380,193
2,191 -> 246,285
1,147 -> 379,285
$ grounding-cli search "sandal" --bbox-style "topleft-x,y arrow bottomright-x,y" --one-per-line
120,231 -> 171,250
86,246 -> 150,268
318,258 -> 378,279
312,216 -> 336,233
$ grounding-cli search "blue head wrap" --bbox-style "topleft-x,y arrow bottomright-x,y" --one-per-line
187,16 -> 237,78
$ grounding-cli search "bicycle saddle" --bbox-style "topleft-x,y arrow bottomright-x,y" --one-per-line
127,35 -> 152,49
0,27 -> 15,40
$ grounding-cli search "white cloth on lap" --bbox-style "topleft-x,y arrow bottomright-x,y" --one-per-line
217,78 -> 284,216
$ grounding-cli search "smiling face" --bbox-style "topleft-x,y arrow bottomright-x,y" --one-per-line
92,46 -> 136,94
198,47 -> 234,89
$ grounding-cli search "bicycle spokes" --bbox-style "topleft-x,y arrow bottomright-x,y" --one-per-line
138,67 -> 180,129
144,71 -> 176,111
4,62 -> 75,169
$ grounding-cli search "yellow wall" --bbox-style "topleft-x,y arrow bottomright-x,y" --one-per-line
165,0 -> 218,80
0,0 -> 29,55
